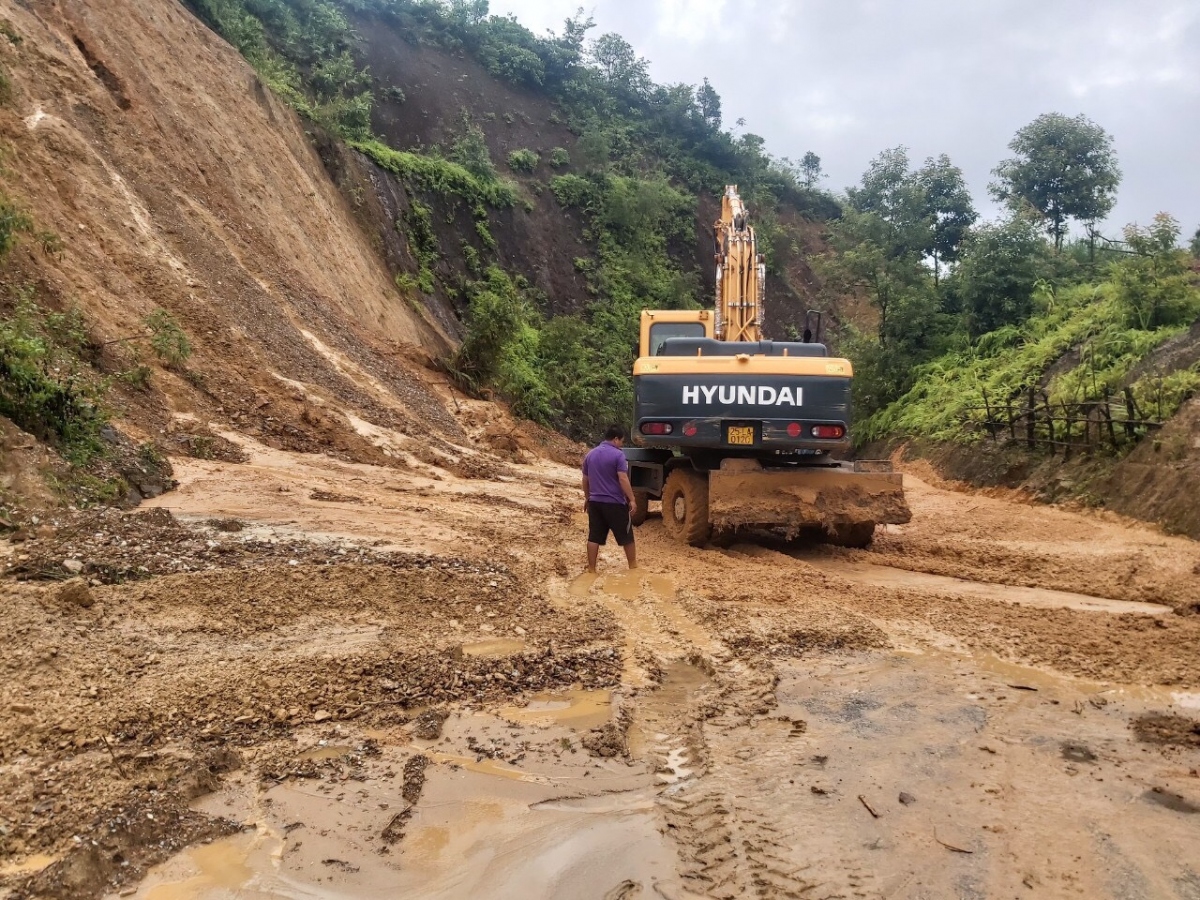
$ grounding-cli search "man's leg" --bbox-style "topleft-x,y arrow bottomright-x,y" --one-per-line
623,539 -> 637,570
587,542 -> 600,573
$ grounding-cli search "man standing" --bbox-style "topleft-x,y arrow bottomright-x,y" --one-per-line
581,424 -> 637,573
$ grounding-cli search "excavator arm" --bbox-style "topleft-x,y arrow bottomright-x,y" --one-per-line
714,186 -> 767,343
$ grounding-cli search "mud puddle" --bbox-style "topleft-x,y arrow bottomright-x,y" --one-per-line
498,688 -> 613,730
120,716 -> 685,900
801,555 -> 1172,614
627,661 -> 713,786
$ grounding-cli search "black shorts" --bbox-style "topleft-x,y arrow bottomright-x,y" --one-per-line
588,501 -> 633,547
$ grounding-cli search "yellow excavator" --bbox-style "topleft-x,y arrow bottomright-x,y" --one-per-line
623,186 -> 911,546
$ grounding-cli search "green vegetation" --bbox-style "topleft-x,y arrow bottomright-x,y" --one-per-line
184,0 -> 1198,459
990,113 -> 1120,252
145,309 -> 192,368
353,140 -> 516,208
819,113 -> 1199,460
506,148 -> 538,173
182,0 -> 841,436
0,191 -> 110,463
0,295 -> 108,463
856,213 -> 1200,448
182,0 -> 372,138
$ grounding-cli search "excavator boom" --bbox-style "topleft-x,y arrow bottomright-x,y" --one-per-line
714,186 -> 766,343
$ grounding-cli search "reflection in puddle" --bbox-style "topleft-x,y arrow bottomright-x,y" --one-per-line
461,638 -> 528,657
499,688 -> 612,730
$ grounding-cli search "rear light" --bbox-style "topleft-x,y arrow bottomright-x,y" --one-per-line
640,422 -> 674,436
786,422 -> 802,438
683,424 -> 697,437
811,424 -> 846,439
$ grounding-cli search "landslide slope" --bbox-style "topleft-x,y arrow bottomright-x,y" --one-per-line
0,0 -> 463,469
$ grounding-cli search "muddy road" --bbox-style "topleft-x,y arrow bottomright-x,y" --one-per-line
2,429 -> 1199,899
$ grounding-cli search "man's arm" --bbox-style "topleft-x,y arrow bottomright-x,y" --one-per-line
618,471 -> 635,512
581,473 -> 590,511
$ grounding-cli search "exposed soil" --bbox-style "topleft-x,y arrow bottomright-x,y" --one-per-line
1,1 -> 1198,897
2,432 -> 1199,899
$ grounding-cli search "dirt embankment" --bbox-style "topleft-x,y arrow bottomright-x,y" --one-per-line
0,0 -> 465,467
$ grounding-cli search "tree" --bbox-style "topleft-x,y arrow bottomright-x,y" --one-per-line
447,0 -> 488,28
589,33 -> 650,100
799,151 -> 823,188
845,147 -> 931,263
950,217 -> 1048,337
915,154 -> 976,284
1190,225 -> 1200,258
1112,213 -> 1197,329
696,77 -> 721,129
990,112 -> 1120,251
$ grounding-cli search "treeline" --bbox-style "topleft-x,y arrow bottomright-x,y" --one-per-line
825,113 -> 1200,448
182,0 -> 841,437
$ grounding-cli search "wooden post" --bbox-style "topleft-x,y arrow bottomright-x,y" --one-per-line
982,390 -> 995,440
1027,387 -> 1036,449
1006,396 -> 1016,440
1043,392 -> 1055,454
1104,389 -> 1117,447
1123,387 -> 1139,439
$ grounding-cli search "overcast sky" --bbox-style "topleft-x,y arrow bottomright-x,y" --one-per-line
492,0 -> 1200,240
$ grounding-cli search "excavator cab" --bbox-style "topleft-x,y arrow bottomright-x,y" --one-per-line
639,310 -> 713,358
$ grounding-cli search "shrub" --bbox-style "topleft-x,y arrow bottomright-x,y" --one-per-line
549,174 -> 596,210
548,147 -> 570,168
0,299 -> 107,462
145,309 -> 192,368
507,148 -> 538,173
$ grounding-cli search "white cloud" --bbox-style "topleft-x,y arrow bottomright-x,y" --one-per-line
655,0 -> 727,44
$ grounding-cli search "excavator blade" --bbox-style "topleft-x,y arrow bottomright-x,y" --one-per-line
707,459 -> 911,538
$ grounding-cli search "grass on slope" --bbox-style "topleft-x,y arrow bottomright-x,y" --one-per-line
861,282 -> 1200,446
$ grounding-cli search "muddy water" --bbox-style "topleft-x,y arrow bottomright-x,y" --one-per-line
499,688 -> 613,730
122,718 -> 685,900
801,555 -> 1173,614
0,854 -> 57,878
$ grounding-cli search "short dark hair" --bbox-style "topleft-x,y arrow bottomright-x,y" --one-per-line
605,424 -> 627,441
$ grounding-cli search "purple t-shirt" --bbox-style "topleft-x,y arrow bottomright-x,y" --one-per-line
582,441 -> 629,504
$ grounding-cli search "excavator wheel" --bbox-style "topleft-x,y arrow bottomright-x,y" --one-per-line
661,469 -> 711,546
630,490 -> 650,526
824,522 -> 876,549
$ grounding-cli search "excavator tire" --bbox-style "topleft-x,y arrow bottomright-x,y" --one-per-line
824,522 -> 876,549
662,469 -> 711,546
630,490 -> 650,526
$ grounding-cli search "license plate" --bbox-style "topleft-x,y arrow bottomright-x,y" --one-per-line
727,426 -> 755,445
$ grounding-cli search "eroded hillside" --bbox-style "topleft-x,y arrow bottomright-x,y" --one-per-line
0,0 -> 470,476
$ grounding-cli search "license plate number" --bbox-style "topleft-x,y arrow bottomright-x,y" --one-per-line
727,426 -> 755,445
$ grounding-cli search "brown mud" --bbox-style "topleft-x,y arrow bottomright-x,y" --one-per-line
2,446 -> 1200,899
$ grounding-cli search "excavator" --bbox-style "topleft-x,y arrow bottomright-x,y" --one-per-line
623,186 -> 911,547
